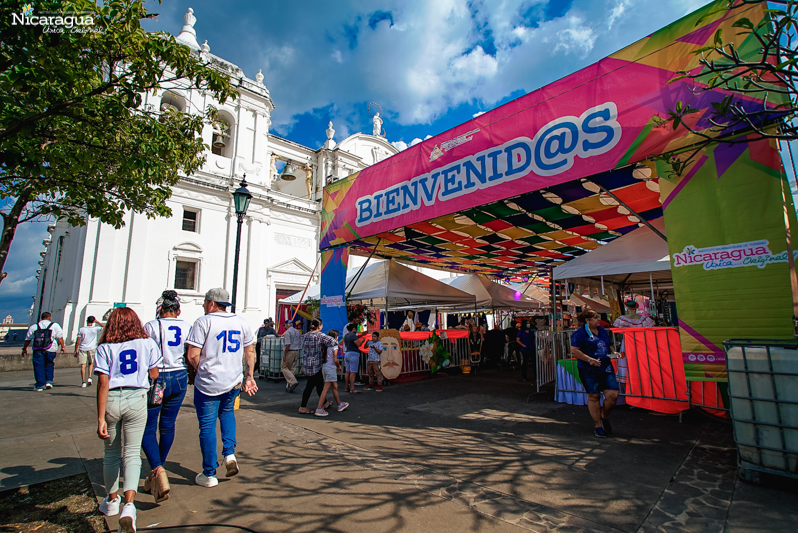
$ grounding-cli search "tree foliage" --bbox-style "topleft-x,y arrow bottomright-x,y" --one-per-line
0,0 -> 238,282
656,0 -> 796,175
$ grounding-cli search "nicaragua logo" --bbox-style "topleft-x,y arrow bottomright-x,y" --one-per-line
356,102 -> 621,227
12,3 -> 100,33
320,295 -> 345,307
673,240 -> 797,270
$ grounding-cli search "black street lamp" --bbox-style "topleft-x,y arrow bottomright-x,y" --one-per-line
231,175 -> 252,313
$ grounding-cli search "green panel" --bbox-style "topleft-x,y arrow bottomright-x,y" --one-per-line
462,209 -> 495,224
482,202 -> 522,218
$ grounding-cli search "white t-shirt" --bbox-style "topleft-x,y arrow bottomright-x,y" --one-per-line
94,338 -> 162,389
77,325 -> 103,351
144,318 -> 193,372
26,320 -> 64,351
324,345 -> 338,367
186,312 -> 255,396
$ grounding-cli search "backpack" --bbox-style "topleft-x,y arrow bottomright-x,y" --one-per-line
32,323 -> 53,349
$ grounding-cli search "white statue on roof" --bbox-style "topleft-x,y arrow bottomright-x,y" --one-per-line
176,7 -> 200,50
372,113 -> 383,137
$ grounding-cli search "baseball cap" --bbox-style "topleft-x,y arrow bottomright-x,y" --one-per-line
205,287 -> 232,307
284,319 -> 292,325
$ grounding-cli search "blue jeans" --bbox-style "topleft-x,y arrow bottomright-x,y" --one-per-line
32,350 -> 56,388
141,369 -> 188,470
194,387 -> 240,477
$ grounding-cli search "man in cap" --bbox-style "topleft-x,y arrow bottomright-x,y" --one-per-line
186,288 -> 258,488
282,319 -> 301,393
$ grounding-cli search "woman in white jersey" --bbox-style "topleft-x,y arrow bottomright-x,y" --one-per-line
95,307 -> 162,533
140,290 -> 192,503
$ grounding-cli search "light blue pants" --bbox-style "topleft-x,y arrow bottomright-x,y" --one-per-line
104,388 -> 148,494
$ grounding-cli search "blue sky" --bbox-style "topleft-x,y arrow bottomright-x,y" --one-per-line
2,0 -> 775,322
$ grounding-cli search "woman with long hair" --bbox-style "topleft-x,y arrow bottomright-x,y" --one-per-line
95,307 -> 162,533
570,309 -> 619,438
141,290 -> 193,503
298,318 -> 337,414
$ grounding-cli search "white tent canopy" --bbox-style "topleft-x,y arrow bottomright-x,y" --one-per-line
346,259 -> 476,309
508,283 -> 551,307
278,259 -> 476,310
441,274 -> 543,311
552,218 -> 670,283
568,294 -> 611,314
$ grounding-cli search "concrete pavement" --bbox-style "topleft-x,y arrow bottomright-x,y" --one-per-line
1,367 -> 796,532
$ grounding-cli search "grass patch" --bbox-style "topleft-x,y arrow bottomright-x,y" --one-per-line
0,473 -> 105,533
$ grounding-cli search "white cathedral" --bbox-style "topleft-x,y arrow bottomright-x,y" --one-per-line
31,8 -> 401,339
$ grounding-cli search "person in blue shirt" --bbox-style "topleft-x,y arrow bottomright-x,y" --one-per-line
570,309 -> 619,438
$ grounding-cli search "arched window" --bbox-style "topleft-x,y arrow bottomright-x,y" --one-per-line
211,110 -> 235,158
159,91 -> 186,122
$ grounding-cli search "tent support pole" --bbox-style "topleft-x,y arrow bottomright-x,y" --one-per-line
345,239 -> 382,299
586,179 -> 667,242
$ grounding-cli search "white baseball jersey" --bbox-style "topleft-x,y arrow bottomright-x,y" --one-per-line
144,318 -> 192,372
77,325 -> 103,351
186,312 -> 255,396
95,338 -> 162,389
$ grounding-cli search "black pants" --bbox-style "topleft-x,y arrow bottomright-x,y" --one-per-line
521,351 -> 532,380
301,370 -> 324,408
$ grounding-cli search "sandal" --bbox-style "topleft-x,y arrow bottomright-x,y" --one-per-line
298,407 -> 313,414
323,401 -> 332,409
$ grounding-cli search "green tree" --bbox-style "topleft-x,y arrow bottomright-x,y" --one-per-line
657,0 -> 795,175
0,0 -> 237,283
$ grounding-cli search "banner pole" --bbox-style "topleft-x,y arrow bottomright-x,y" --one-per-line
292,256 -> 321,322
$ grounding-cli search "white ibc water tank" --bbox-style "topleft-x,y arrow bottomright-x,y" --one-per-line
727,345 -> 798,474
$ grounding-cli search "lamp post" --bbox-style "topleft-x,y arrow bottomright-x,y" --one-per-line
231,175 -> 252,313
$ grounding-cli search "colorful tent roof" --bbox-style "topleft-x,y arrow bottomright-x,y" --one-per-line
343,165 -> 662,281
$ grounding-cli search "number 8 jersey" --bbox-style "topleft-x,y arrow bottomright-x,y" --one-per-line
186,312 -> 255,396
95,338 -> 163,389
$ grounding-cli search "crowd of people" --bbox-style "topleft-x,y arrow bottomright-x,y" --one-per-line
20,299 -> 627,531
23,288 -> 257,532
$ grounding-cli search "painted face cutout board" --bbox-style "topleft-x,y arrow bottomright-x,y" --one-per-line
380,328 -> 402,380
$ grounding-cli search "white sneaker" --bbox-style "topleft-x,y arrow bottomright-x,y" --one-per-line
224,454 -> 239,477
87,377 -> 93,385
45,383 -> 53,389
81,382 -> 87,388
99,495 -> 121,516
195,472 -> 218,488
118,502 -> 136,532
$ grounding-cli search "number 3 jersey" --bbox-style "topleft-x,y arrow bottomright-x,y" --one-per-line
95,338 -> 162,389
186,312 -> 255,396
144,318 -> 193,372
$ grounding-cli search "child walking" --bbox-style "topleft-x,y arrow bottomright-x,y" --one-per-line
315,329 -> 349,417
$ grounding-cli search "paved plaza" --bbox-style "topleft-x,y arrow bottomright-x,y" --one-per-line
1,365 -> 796,532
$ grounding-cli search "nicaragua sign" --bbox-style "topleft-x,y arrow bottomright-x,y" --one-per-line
672,240 -> 797,271
355,103 -> 621,228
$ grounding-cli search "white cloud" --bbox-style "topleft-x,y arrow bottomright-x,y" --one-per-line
472,111 -> 486,118
608,1 -> 631,29
392,140 -> 408,151
156,0 -> 717,133
1,275 -> 36,296
409,137 -> 423,146
553,17 -> 597,57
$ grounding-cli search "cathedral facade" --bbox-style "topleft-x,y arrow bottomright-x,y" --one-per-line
31,8 -> 399,339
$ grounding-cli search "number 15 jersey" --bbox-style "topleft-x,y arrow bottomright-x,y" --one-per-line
95,338 -> 162,389
186,312 -> 255,396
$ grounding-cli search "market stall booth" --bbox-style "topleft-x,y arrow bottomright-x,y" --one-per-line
317,1 -> 797,415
